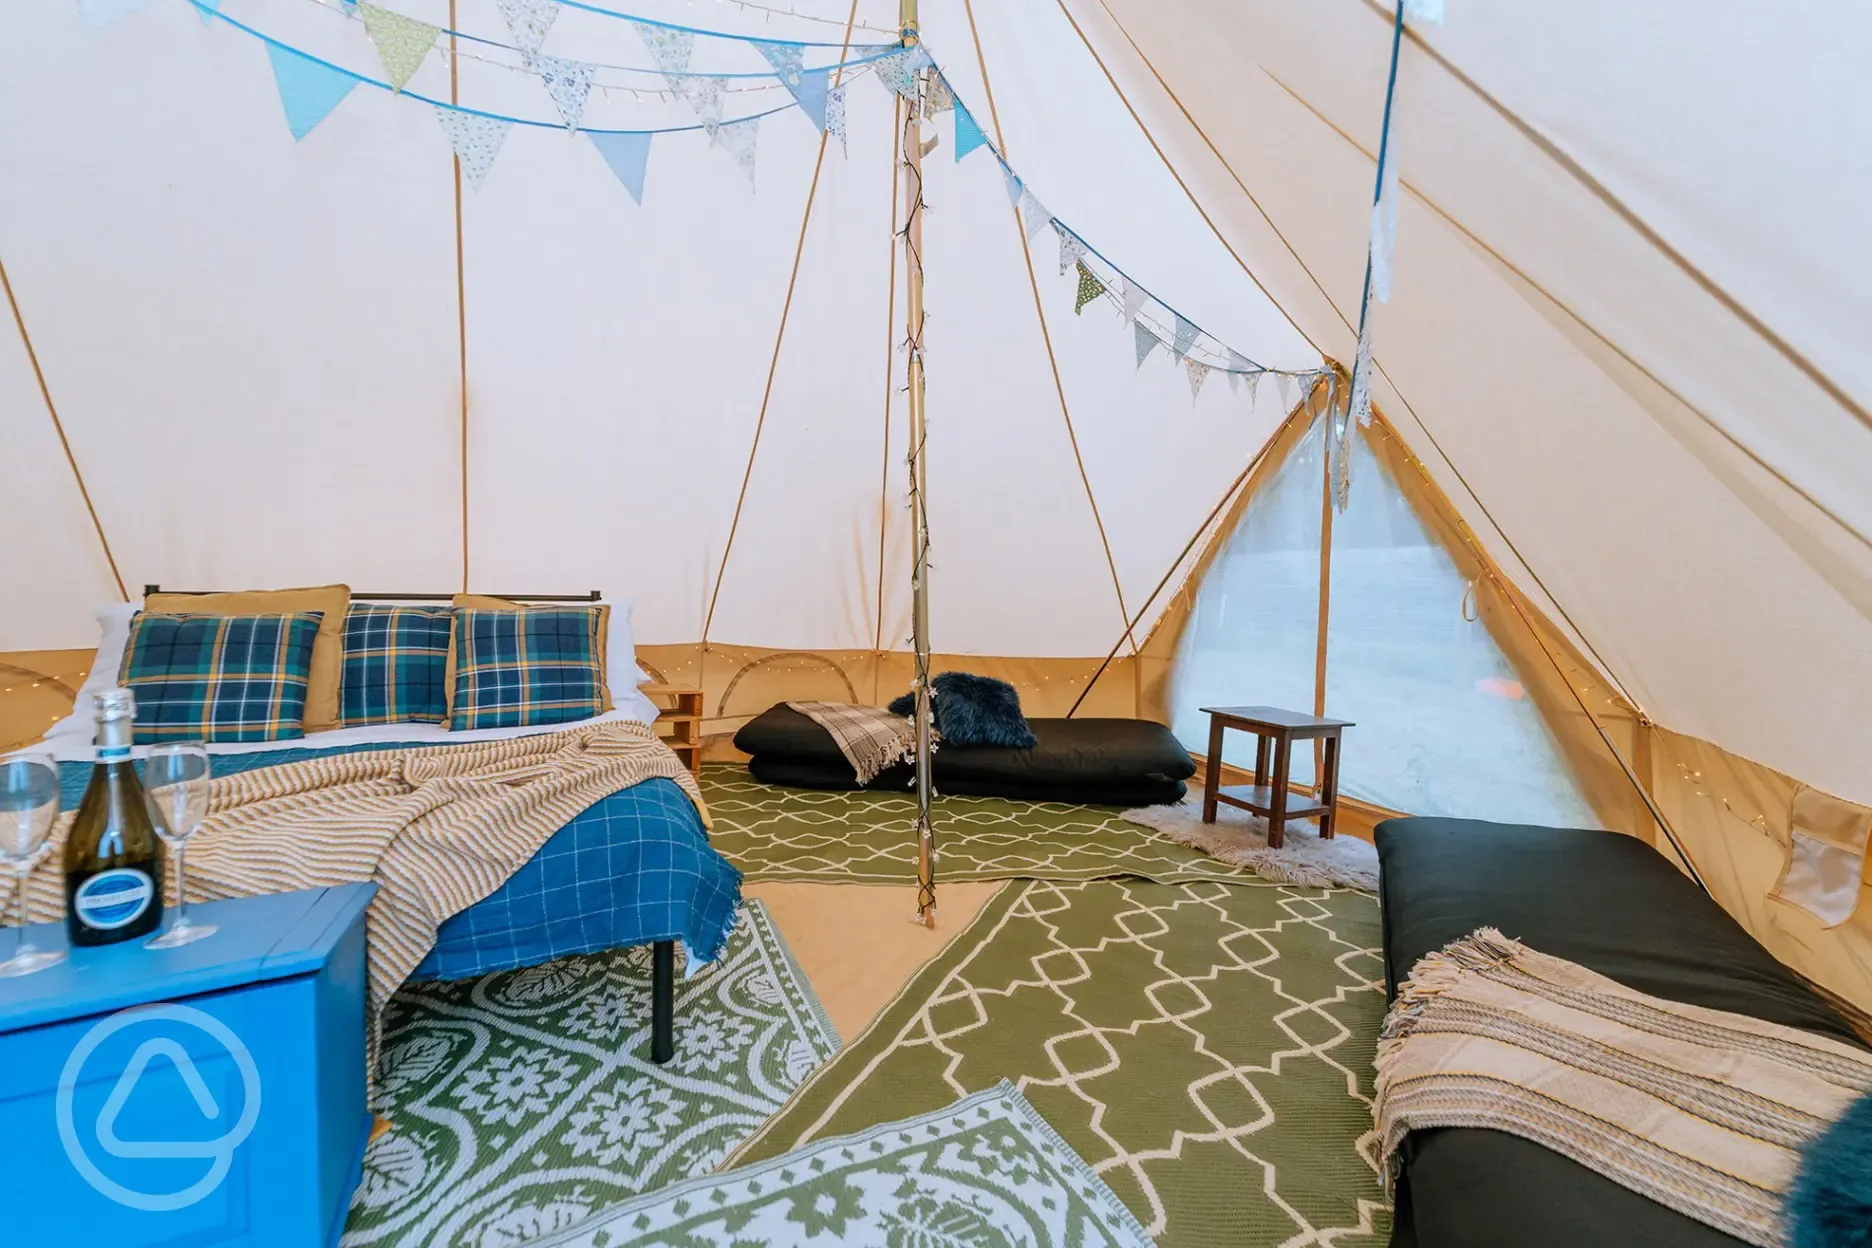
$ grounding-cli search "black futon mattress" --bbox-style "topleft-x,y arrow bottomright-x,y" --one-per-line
1377,818 -> 1863,1248
734,704 -> 1195,806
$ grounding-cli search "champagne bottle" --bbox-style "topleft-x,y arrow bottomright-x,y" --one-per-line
64,687 -> 164,945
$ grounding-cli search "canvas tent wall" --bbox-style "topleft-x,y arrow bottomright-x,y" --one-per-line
3,1 -> 1870,1014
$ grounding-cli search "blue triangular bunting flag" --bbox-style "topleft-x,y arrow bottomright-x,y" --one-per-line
791,66 -> 831,132
266,44 -> 358,141
588,131 -> 652,204
953,101 -> 987,162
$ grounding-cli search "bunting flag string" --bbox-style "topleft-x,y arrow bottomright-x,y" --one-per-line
267,43 -> 359,140
495,0 -> 559,54
1074,262 -> 1105,315
1055,225 -> 1088,277
1134,322 -> 1160,369
358,1 -> 437,92
1170,314 -> 1199,362
953,102 -> 988,163
1185,358 -> 1210,401
711,115 -> 760,186
434,106 -> 512,189
587,129 -> 652,203
526,51 -> 596,130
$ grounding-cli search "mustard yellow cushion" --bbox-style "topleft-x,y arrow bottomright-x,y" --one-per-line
445,594 -> 613,720
145,584 -> 350,732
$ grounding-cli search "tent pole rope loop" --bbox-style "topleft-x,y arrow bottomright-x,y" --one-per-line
0,253 -> 127,602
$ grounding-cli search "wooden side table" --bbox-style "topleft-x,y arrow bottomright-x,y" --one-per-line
644,685 -> 705,775
1198,705 -> 1353,849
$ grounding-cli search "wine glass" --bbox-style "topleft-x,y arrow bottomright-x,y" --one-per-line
144,743 -> 216,949
0,752 -> 67,977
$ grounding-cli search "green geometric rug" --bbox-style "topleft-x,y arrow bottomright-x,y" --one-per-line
733,878 -> 1393,1247
530,1081 -> 1154,1248
342,900 -> 840,1248
702,765 -> 1252,886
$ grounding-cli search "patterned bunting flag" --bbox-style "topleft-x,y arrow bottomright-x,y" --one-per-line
1349,317 -> 1375,427
953,102 -> 988,162
1002,166 -> 1023,206
1243,369 -> 1262,404
525,52 -> 594,131
266,44 -> 358,140
873,45 -> 931,101
588,130 -> 652,203
712,116 -> 761,187
1018,190 -> 1051,242
754,41 -> 803,87
1134,322 -> 1160,369
434,106 -> 511,190
923,74 -> 954,117
679,77 -> 726,136
825,84 -> 847,153
495,0 -> 559,54
1186,359 -> 1210,401
1170,314 -> 1199,361
633,20 -> 694,75
1225,348 -> 1253,393
1073,262 -> 1105,315
1120,278 -> 1147,325
1276,370 -> 1295,408
1055,225 -> 1088,276
359,2 -> 438,92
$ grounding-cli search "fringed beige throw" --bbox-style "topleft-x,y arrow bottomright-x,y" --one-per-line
1375,929 -> 1872,1247
6,722 -> 706,1054
786,701 -> 931,785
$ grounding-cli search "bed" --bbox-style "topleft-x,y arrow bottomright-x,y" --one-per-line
734,702 -> 1195,806
43,590 -> 742,1064
1376,817 -> 1865,1248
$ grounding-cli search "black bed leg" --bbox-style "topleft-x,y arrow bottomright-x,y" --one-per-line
651,940 -> 675,1064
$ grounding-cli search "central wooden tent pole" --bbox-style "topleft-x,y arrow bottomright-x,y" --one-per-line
901,0 -> 936,929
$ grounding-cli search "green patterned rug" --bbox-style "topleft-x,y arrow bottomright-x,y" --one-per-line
733,878 -> 1393,1247
342,900 -> 840,1248
532,1081 -> 1153,1248
702,765 -> 1251,885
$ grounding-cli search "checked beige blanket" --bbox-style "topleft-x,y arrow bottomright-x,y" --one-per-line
7,721 -> 705,1045
1375,928 -> 1872,1246
786,700 -> 930,785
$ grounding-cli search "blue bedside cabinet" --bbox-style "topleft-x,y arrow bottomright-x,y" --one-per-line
0,883 -> 376,1248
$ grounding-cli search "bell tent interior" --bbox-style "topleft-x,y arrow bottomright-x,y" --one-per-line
2,1 -> 1870,1246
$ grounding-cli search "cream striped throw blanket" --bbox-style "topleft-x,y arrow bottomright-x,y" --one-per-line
786,700 -> 932,785
1375,928 -> 1872,1246
6,722 -> 705,1051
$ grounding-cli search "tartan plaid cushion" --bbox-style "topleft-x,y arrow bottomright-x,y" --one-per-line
118,612 -> 322,743
448,607 -> 607,731
339,605 -> 452,726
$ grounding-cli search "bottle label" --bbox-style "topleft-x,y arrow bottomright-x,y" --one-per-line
73,868 -> 155,931
97,745 -> 131,763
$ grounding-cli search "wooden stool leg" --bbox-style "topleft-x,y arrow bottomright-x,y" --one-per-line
1267,732 -> 1290,850
1254,734 -> 1270,786
1319,732 -> 1341,840
1202,716 -> 1224,823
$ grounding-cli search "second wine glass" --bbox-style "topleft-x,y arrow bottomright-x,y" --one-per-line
144,743 -> 216,949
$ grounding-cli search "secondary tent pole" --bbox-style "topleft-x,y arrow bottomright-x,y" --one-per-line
901,0 -> 937,929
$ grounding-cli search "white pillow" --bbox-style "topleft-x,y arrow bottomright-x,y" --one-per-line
44,600 -> 142,741
602,594 -> 651,696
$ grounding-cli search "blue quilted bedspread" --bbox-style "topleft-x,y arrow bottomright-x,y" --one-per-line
58,744 -> 743,981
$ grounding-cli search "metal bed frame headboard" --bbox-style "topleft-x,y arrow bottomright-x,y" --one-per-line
144,587 -> 602,603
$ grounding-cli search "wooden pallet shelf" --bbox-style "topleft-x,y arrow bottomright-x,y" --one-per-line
644,684 -> 704,775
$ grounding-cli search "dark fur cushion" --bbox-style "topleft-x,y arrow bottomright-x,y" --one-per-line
887,672 -> 1037,749
1787,1090 -> 1872,1248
